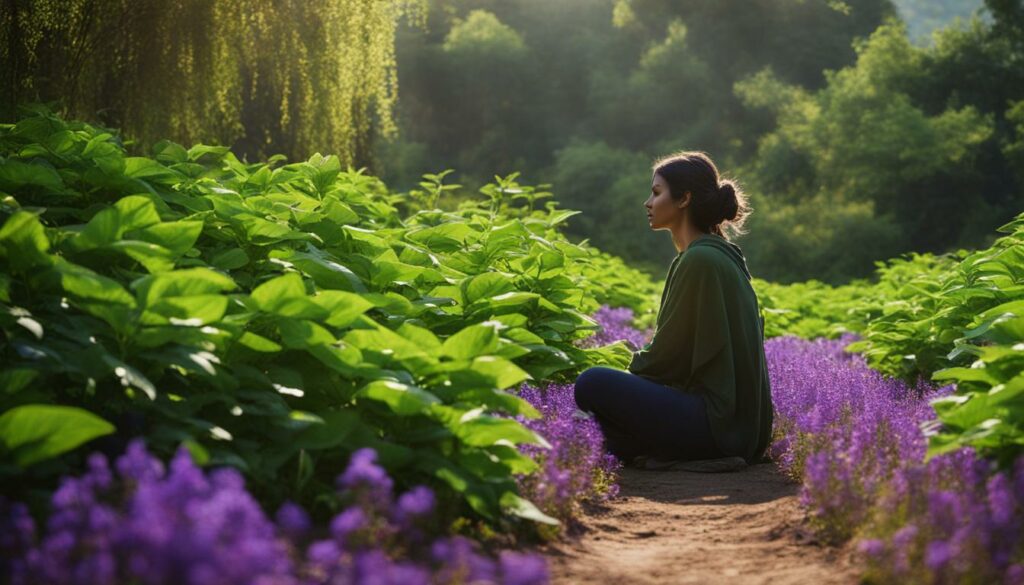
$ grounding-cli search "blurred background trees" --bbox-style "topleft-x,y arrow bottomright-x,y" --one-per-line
377,0 -> 1022,280
3,0 -> 1020,282
1,0 -> 425,166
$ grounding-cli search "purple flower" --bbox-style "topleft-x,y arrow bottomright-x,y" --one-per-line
116,439 -> 164,482
306,539 -> 341,569
393,486 -> 435,524
767,334 -> 1024,582
275,502 -> 311,541
857,538 -> 885,558
330,507 -> 368,545
925,540 -> 953,571
578,305 -> 653,351
337,448 -> 393,507
499,550 -> 549,585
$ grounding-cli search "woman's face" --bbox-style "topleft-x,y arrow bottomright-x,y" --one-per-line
644,173 -> 688,230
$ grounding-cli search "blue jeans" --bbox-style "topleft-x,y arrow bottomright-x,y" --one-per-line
573,366 -> 723,462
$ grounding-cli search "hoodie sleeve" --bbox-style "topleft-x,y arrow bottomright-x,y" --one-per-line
627,247 -> 730,389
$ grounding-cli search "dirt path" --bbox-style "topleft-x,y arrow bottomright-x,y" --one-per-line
543,463 -> 859,585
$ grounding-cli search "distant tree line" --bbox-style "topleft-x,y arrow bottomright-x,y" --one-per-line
378,0 -> 1024,282
2,0 -> 1021,282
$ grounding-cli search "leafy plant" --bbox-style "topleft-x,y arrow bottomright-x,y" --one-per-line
0,106 -> 647,527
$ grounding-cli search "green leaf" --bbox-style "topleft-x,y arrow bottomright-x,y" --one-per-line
211,248 -> 249,270
153,140 -> 188,164
241,216 -> 310,245
108,240 -> 175,273
441,323 -> 501,360
463,272 -> 516,305
102,354 -> 157,399
0,405 -> 115,467
500,491 -> 560,526
476,291 -> 540,310
124,157 -> 178,181
135,268 -> 236,306
396,322 -> 442,352
285,249 -> 368,293
130,221 -> 203,256
58,259 -> 136,307
407,223 -> 475,252
0,211 -> 51,271
237,331 -> 283,352
468,356 -> 532,389
178,440 -> 210,466
250,273 -> 316,315
311,291 -> 374,328
143,294 -> 229,326
451,410 -> 548,448
0,160 -> 65,191
344,325 -> 430,362
114,195 -> 162,231
74,207 -> 120,249
292,410 -> 360,450
0,368 -> 40,394
251,273 -> 305,305
277,318 -> 336,348
357,380 -> 441,415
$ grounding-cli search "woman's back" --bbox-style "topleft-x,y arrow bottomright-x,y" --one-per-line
628,234 -> 773,462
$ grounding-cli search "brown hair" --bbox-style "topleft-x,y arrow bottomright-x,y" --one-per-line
652,151 -> 751,241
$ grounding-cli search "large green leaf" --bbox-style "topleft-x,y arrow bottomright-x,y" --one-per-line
463,272 -> 516,305
0,211 -> 51,271
129,221 -> 203,256
312,291 -> 374,328
0,405 -> 115,467
0,159 -> 65,191
134,268 -> 236,306
441,323 -> 501,360
357,380 -> 440,415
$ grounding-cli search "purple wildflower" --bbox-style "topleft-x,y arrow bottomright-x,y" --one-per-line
275,502 -> 311,541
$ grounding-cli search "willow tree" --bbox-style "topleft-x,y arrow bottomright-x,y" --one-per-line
1,0 -> 425,165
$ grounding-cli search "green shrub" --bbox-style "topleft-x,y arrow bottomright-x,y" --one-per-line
0,105 -> 647,525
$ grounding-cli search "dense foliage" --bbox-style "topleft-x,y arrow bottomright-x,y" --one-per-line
0,106 -> 658,532
0,0 -> 425,164
380,0 -> 1023,283
754,210 -> 1024,466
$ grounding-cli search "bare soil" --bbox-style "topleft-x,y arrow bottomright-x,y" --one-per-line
542,462 -> 859,585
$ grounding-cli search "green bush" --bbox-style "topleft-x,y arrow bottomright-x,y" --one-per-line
0,105 -> 647,525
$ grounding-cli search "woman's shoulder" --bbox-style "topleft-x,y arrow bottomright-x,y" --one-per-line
679,241 -> 730,269
682,235 -> 752,280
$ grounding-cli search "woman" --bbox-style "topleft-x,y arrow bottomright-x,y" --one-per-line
574,151 -> 773,470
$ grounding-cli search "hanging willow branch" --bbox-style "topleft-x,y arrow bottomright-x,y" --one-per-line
0,0 -> 426,164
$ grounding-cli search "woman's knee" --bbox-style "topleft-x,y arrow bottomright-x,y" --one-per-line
573,366 -> 615,410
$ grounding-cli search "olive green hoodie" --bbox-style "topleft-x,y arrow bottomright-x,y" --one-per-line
627,233 -> 773,463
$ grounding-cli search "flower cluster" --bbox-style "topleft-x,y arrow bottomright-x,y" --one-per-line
857,451 -> 1024,584
516,383 -> 621,526
506,305 -> 642,530
766,335 -> 1024,582
578,305 -> 652,351
0,442 -> 548,585
766,334 -> 946,539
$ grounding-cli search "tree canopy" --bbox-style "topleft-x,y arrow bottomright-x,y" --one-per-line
1,0 -> 425,165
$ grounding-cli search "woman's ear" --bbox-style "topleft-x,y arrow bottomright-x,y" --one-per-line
678,191 -> 691,209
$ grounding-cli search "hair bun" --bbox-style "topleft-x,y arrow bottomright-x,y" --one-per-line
718,181 -> 739,222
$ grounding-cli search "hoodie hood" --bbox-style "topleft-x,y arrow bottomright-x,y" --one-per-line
687,233 -> 753,281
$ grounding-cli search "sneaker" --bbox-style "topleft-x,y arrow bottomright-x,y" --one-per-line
572,408 -> 594,421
